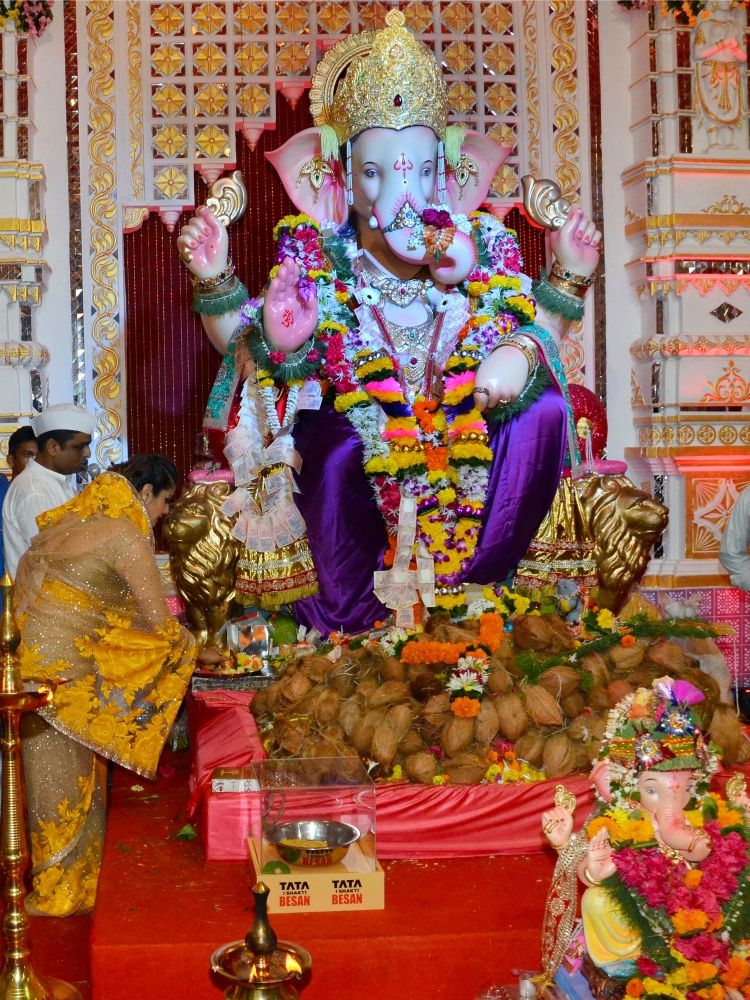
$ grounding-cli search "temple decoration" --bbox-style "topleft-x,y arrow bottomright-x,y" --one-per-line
0,21 -> 50,471
692,1 -> 748,155
162,479 -> 242,649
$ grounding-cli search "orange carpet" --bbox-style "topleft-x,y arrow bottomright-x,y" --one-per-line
90,751 -> 556,1000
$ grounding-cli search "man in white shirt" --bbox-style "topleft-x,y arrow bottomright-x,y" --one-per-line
2,403 -> 95,578
720,484 -> 750,591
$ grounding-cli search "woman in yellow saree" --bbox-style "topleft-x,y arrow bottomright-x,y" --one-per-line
15,455 -> 207,916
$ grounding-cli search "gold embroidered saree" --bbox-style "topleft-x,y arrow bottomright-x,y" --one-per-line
15,473 -> 197,916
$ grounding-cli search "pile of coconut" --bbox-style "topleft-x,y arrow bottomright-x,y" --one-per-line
250,612 -> 748,784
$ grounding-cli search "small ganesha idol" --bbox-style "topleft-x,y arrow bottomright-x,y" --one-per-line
539,677 -> 750,1000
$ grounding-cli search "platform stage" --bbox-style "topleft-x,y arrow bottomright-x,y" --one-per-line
89,752 -> 556,1000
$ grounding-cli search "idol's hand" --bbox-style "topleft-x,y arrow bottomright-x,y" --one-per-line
473,345 -> 530,412
585,827 -> 616,882
541,805 -> 574,848
263,257 -> 319,353
177,206 -> 229,279
550,206 -> 601,279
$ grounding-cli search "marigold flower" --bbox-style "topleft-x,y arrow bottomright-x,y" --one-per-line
671,908 -> 710,935
451,696 -> 481,718
626,980 -> 644,998
685,962 -> 720,986
722,957 -> 749,989
621,634 -> 637,647
684,869 -> 703,888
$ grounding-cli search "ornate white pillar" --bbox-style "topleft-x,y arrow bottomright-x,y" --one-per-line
0,24 -> 51,472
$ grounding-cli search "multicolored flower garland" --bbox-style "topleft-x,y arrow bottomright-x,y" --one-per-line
241,209 -> 539,614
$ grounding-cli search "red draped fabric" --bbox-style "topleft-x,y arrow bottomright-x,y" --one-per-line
123,94 -> 545,486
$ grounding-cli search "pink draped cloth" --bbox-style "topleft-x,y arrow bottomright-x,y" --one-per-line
186,690 -> 594,860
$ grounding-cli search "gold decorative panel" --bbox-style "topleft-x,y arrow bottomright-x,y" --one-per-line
151,42 -> 185,76
194,82 -> 228,116
688,477 -> 750,558
192,2 -> 225,34
151,2 -> 184,35
152,83 -> 186,116
235,41 -> 267,75
234,2 -> 266,34
276,2 -> 308,34
193,41 -> 226,75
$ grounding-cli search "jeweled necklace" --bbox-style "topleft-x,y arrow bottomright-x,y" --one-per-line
360,255 -> 433,308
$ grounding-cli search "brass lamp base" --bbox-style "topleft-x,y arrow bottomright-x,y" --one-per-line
211,882 -> 311,1000
0,970 -> 82,1000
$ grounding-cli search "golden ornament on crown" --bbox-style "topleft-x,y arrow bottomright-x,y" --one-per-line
310,9 -> 461,165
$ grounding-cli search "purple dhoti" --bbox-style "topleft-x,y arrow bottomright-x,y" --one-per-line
293,383 -> 567,635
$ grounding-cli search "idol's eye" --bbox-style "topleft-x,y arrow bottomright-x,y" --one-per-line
364,168 -> 378,179
421,165 -> 433,177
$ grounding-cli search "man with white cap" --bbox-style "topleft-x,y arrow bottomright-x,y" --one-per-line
2,403 -> 95,578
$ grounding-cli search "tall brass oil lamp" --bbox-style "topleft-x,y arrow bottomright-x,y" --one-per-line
0,573 -> 81,1000
211,881 -> 311,1000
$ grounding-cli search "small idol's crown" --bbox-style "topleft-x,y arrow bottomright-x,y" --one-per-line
310,9 -> 449,147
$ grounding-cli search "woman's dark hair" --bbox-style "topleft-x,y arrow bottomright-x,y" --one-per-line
109,454 -> 179,495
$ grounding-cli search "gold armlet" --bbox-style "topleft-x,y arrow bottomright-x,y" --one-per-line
546,271 -> 589,301
190,259 -> 235,290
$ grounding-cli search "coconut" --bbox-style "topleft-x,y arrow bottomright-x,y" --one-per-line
409,673 -> 445,702
405,752 -> 438,785
560,691 -> 585,718
339,697 -> 363,738
625,664 -> 671,688
249,689 -> 268,719
371,724 -> 400,766
514,728 -> 546,766
608,643 -> 644,674
368,681 -> 411,708
495,692 -> 528,741
398,730 -> 424,756
356,679 -> 380,701
350,708 -> 388,755
331,674 -> 355,699
487,667 -> 513,694
543,732 -> 578,778
586,687 -> 614,711
300,657 -> 329,684
489,634 -> 520,676
386,704 -> 414,742
473,699 -> 500,745
314,688 -> 341,726
607,680 -> 632,706
511,615 -> 558,651
422,693 -> 451,716
423,612 -> 451,636
579,652 -> 611,688
443,760 -> 488,785
645,641 -> 688,673
571,742 -> 591,772
429,621 -> 480,645
710,705 -> 750,765
280,671 -> 313,704
380,657 -> 405,683
524,685 -> 563,727
441,715 -> 475,756
584,738 -> 603,763
567,712 -> 594,741
265,681 -> 284,713
539,666 -> 581,698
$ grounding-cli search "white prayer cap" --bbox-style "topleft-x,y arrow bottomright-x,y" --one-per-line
31,404 -> 96,437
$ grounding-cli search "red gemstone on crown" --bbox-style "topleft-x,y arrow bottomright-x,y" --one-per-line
393,94 -> 403,107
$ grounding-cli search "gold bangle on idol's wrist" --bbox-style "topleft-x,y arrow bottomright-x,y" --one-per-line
584,866 -> 603,887
546,271 -> 588,301
552,839 -> 570,851
189,259 -> 235,290
502,335 -> 538,374
550,260 -> 595,288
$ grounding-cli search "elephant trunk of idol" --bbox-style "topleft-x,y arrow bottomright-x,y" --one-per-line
654,802 -> 711,860
378,204 -> 477,286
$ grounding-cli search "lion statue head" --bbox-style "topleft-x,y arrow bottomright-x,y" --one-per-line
577,474 -> 668,614
163,481 -> 241,647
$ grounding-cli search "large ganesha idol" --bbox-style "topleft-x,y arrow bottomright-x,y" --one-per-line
177,10 -> 600,636
539,678 -> 750,1000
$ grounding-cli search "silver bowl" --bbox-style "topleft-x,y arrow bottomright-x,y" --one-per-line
265,819 -> 360,868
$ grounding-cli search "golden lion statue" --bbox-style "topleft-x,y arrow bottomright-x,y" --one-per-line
577,474 -> 669,614
162,481 -> 241,648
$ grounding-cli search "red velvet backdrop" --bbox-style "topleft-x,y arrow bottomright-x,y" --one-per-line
124,93 -> 545,484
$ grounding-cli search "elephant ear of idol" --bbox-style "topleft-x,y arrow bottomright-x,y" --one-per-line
265,127 -> 349,226
444,130 -> 510,216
